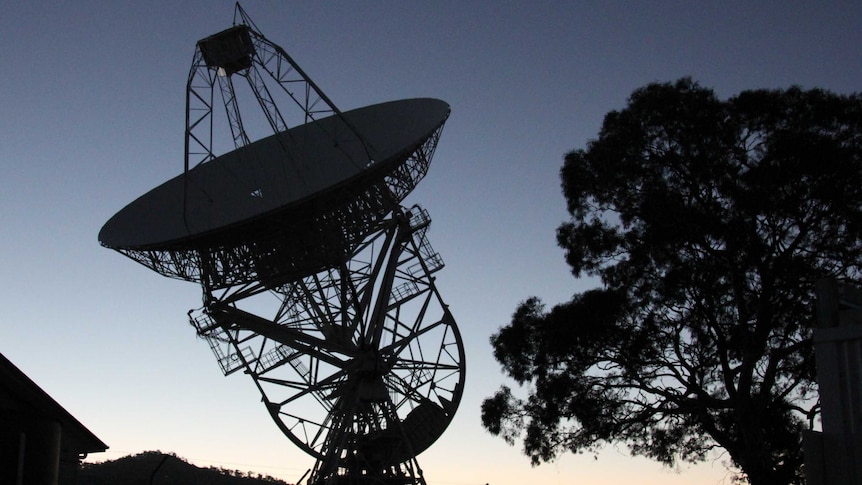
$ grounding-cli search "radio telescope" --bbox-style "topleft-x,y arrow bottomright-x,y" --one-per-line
99,5 -> 464,485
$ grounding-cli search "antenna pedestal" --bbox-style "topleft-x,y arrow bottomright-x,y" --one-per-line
190,207 -> 464,485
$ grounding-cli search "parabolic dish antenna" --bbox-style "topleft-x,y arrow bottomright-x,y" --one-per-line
100,5 -> 464,485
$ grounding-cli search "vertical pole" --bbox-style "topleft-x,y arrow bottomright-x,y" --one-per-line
16,432 -> 25,485
804,279 -> 862,485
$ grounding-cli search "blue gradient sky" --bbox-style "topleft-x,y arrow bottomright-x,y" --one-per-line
2,1 -> 860,483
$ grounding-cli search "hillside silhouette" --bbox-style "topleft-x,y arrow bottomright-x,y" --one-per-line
78,451 -> 293,485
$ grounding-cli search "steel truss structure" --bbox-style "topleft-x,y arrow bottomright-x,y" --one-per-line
191,206 -> 464,485
113,124 -> 443,289
112,3 -> 446,290
107,5 -> 465,485
186,4 -> 370,170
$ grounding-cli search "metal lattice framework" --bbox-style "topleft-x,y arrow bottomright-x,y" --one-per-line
109,4 -> 447,290
102,5 -> 464,485
190,206 -> 464,484
185,4 -> 370,170
113,123 -> 443,289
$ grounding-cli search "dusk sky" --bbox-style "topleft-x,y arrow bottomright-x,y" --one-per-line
2,2 -> 861,484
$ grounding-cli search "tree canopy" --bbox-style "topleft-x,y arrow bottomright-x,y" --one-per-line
481,78 -> 862,485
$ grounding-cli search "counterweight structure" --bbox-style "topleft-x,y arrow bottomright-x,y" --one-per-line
99,5 -> 464,485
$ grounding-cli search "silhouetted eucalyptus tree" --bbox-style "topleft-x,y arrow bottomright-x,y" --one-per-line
481,79 -> 862,485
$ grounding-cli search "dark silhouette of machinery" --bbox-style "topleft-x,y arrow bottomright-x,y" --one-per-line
99,5 -> 464,485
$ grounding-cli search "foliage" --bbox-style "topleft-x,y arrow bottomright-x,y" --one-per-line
481,78 -> 862,485
78,450 -> 293,485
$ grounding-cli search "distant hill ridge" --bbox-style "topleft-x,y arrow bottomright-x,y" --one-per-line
79,450 -> 293,485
